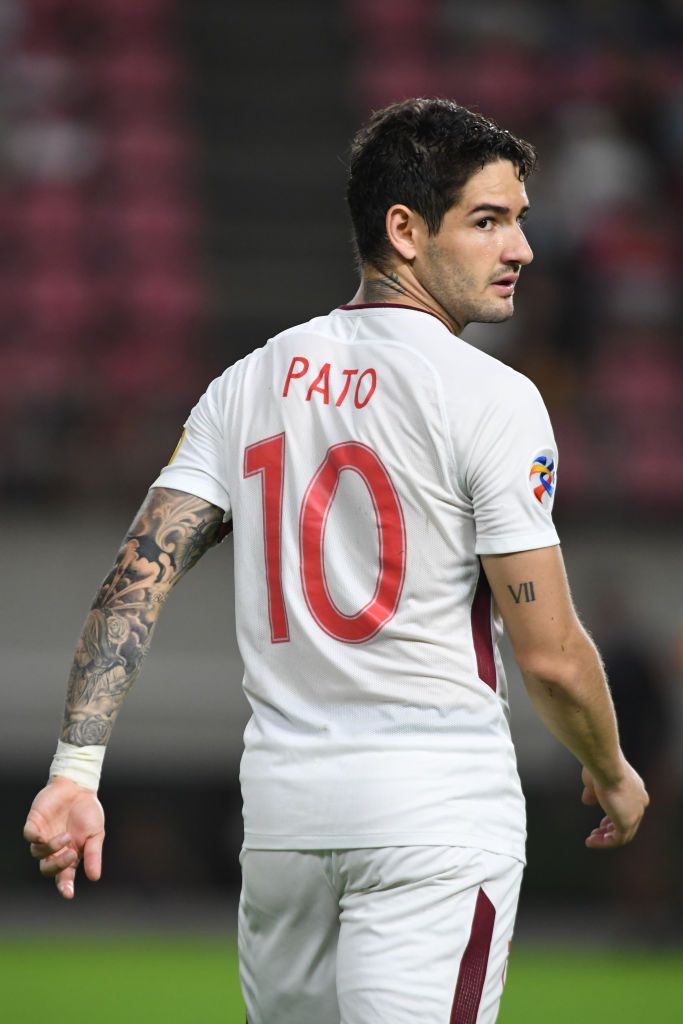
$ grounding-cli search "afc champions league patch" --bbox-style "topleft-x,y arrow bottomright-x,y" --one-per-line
529,449 -> 556,510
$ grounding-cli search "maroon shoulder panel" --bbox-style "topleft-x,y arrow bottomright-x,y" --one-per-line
470,565 -> 497,692
450,887 -> 496,1023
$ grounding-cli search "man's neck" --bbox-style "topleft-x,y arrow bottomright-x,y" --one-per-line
349,267 -> 458,334
358,270 -> 410,303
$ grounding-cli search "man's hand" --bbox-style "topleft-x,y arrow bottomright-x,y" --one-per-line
582,761 -> 649,849
23,776 -> 105,899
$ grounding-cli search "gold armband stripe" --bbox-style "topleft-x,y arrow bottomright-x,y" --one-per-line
168,429 -> 186,465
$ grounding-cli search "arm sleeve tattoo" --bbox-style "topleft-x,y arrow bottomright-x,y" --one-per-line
60,487 -> 224,746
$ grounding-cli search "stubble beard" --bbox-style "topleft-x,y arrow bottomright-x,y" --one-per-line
422,243 -> 515,331
433,282 -> 515,334
465,298 -> 515,326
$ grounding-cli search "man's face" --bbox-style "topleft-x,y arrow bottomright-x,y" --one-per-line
413,159 -> 533,330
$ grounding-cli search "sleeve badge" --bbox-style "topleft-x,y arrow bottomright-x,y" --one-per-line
529,449 -> 556,510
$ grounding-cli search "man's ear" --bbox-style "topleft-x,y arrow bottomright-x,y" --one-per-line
385,204 -> 421,261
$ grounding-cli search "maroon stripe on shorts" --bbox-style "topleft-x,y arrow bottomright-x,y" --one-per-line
470,565 -> 496,692
450,887 -> 496,1023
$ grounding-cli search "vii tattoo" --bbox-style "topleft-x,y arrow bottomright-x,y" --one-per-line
61,488 -> 224,746
507,581 -> 536,604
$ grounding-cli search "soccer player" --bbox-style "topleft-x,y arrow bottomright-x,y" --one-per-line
24,99 -> 649,1023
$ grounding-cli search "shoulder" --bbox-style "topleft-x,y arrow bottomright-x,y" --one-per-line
271,312 -> 334,342
448,337 -> 546,414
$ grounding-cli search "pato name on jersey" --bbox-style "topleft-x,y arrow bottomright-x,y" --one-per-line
282,356 -> 377,408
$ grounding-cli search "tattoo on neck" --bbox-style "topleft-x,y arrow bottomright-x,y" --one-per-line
362,273 -> 409,302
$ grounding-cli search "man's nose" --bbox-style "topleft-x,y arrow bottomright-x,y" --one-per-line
504,226 -> 533,267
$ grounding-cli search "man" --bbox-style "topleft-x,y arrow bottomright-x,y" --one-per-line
24,99 -> 648,1024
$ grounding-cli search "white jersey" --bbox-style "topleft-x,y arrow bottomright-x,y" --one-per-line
153,304 -> 559,862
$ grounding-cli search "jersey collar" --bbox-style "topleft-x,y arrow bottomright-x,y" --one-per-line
337,303 -> 452,332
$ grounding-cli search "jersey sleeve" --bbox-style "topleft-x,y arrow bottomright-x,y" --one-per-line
150,376 -> 232,516
465,374 -> 559,555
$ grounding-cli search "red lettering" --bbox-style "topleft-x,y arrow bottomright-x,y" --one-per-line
282,356 -> 309,397
243,433 -> 289,642
299,442 -> 406,643
245,434 -> 407,646
354,368 -> 377,408
336,368 -> 358,407
306,363 -> 331,404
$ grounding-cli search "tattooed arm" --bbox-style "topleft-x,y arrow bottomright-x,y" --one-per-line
482,546 -> 649,849
61,486 -> 224,746
24,487 -> 225,898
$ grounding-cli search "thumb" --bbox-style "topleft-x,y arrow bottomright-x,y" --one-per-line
581,785 -> 598,806
580,767 -> 598,806
83,831 -> 104,882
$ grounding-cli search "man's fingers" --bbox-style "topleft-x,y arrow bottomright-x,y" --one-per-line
39,846 -> 79,877
83,832 -> 104,882
56,864 -> 77,900
585,813 -> 637,849
29,833 -> 72,859
586,830 -> 625,849
23,816 -> 50,845
23,823 -> 41,844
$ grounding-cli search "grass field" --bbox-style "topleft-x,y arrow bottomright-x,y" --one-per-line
2,938 -> 682,1023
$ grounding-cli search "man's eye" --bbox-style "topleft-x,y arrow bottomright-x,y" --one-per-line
476,218 -> 492,229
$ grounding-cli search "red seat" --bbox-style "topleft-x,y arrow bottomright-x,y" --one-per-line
590,336 -> 681,413
21,186 -> 83,236
347,0 -> 436,35
80,0 -> 172,48
620,420 -> 683,505
95,334 -> 199,400
104,123 -> 190,191
116,197 -> 197,252
23,268 -> 93,335
354,54 -> 440,111
89,48 -> 183,113
126,270 -> 203,329
0,333 -> 82,401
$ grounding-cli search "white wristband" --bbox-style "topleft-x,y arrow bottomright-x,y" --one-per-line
49,740 -> 106,792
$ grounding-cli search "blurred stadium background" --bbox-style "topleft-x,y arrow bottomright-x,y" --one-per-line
1,0 -> 682,1019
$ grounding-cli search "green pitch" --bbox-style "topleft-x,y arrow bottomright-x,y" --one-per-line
2,938 -> 681,1023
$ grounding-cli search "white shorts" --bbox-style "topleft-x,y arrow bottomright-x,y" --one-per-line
238,845 -> 524,1024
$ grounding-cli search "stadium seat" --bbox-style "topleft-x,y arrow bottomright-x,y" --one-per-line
126,270 -> 203,330
619,420 -> 683,505
94,335 -> 199,400
23,268 -> 93,335
590,337 -> 681,413
346,0 -> 435,35
104,123 -> 190,192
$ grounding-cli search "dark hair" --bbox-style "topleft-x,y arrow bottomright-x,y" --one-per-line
346,98 -> 536,269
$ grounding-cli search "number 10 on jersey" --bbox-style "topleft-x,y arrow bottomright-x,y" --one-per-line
244,433 -> 407,645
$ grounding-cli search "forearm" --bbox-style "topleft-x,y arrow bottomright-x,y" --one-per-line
520,631 -> 623,787
61,487 -> 223,747
61,602 -> 163,746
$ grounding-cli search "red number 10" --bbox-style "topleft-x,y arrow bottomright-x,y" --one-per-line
244,433 -> 406,645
